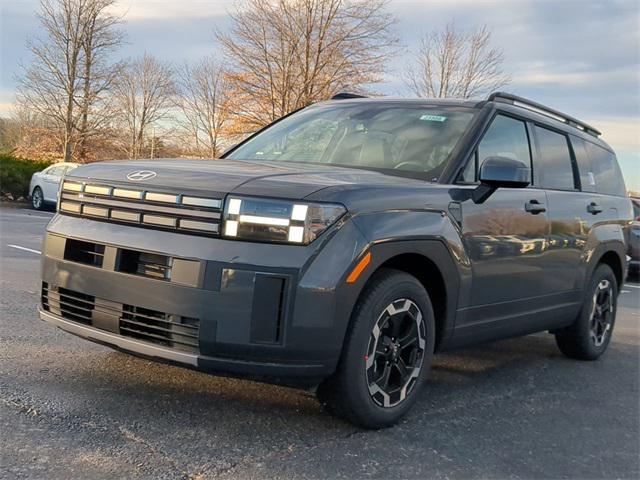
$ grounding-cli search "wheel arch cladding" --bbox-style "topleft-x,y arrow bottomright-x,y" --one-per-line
338,239 -> 461,356
597,249 -> 624,289
584,222 -> 627,290
377,253 -> 448,351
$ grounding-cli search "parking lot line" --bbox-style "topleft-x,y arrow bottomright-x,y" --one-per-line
7,244 -> 42,255
624,284 -> 640,289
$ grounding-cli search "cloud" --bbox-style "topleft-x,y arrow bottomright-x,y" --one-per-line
110,0 -> 231,20
587,117 -> 640,191
591,117 -> 640,152
513,63 -> 640,88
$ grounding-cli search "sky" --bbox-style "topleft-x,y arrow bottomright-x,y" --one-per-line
1,0 -> 638,189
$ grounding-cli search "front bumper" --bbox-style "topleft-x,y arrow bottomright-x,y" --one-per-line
40,214 -> 369,382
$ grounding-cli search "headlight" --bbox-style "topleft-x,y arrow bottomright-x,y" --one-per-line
222,196 -> 346,245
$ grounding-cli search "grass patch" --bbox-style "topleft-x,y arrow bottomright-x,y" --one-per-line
0,153 -> 51,198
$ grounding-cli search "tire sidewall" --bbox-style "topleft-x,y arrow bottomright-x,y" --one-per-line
341,271 -> 436,427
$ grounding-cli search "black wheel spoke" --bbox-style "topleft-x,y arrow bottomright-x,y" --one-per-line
390,317 -> 403,339
378,363 -> 392,389
395,357 -> 409,378
399,335 -> 417,350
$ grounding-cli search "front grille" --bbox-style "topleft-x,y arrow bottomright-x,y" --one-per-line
41,283 -> 200,353
58,180 -> 222,236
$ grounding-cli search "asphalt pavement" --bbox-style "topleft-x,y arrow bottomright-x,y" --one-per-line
1,204 -> 639,479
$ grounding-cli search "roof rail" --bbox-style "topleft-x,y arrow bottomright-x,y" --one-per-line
487,92 -> 601,137
331,92 -> 368,100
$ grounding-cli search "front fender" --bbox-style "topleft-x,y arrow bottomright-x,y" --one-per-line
337,210 -> 470,352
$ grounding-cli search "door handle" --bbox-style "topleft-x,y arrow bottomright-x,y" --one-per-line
525,200 -> 546,214
587,202 -> 603,214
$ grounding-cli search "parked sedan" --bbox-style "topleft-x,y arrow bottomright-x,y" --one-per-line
29,162 -> 79,210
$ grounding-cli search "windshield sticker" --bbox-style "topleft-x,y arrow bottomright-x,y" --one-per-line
420,114 -> 447,122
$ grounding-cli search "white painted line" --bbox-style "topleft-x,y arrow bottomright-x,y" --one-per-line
623,284 -> 640,289
621,290 -> 630,293
7,244 -> 41,255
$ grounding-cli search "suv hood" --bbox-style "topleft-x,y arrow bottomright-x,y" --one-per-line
65,158 -> 414,200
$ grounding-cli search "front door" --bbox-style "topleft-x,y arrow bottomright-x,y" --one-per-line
457,114 -> 552,337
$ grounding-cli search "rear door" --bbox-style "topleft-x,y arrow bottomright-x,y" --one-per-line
565,136 -> 629,285
530,127 -> 626,298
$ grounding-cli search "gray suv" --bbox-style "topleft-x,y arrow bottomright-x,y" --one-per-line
39,92 -> 633,428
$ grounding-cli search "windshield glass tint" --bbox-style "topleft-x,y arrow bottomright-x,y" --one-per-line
227,104 -> 476,179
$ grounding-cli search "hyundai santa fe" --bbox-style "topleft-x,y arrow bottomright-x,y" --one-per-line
39,92 -> 633,428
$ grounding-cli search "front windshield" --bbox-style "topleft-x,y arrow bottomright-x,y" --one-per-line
226,103 -> 477,180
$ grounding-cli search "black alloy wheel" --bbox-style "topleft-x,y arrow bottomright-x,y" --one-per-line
317,269 -> 435,429
365,298 -> 426,408
555,264 -> 618,360
589,279 -> 614,347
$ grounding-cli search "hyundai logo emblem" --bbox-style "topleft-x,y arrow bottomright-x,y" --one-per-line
126,170 -> 157,181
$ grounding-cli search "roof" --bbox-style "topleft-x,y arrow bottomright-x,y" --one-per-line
320,96 -> 484,108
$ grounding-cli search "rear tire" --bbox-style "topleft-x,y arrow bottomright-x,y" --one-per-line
555,264 -> 618,360
32,187 -> 44,210
317,268 -> 435,429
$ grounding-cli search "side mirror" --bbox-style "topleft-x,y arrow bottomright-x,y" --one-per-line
472,156 -> 531,203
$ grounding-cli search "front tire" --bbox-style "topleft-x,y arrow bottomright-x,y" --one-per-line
318,269 -> 435,429
555,264 -> 618,360
32,186 -> 44,210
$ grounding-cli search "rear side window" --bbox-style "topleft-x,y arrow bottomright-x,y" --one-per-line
584,142 -> 626,196
534,126 -> 575,190
462,114 -> 531,182
570,136 -> 597,193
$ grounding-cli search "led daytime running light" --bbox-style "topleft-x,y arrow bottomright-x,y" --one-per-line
224,198 -> 309,243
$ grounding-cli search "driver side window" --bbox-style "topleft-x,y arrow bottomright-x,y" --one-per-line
462,114 -> 532,182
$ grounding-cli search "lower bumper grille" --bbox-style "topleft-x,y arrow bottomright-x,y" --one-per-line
120,305 -> 199,352
42,283 -> 95,325
41,282 -> 200,354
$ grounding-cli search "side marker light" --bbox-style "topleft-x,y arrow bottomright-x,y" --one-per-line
346,252 -> 371,284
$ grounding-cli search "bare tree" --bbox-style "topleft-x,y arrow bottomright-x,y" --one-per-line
217,0 -> 398,131
177,57 -> 232,158
112,54 -> 176,159
15,0 -> 124,162
405,23 -> 510,99
76,0 -> 125,161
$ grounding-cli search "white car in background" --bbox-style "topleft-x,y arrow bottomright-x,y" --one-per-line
29,162 -> 79,210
